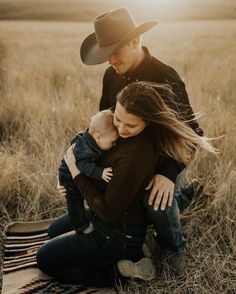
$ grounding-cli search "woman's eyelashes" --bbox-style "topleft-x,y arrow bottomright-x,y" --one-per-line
115,116 -> 136,129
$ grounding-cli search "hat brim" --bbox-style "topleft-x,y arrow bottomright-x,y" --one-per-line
80,20 -> 157,65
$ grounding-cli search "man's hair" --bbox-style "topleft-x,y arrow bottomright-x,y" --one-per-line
116,81 -> 217,165
89,109 -> 117,136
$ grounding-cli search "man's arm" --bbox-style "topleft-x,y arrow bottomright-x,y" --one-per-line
155,156 -> 186,183
148,78 -> 197,210
168,80 -> 203,136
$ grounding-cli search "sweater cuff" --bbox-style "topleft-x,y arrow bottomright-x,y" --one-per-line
155,158 -> 186,183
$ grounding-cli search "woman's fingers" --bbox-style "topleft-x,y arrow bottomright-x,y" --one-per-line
56,178 -> 67,197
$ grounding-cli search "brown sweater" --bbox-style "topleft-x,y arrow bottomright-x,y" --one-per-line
74,127 -> 156,224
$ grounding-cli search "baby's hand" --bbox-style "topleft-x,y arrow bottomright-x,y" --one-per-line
102,167 -> 113,182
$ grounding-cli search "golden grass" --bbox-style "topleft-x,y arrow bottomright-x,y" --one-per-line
0,0 -> 235,22
0,18 -> 235,292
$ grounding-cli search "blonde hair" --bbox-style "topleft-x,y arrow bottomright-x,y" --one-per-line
89,109 -> 117,136
117,81 -> 217,165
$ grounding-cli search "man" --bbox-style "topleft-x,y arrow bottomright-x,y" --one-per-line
80,7 -> 203,278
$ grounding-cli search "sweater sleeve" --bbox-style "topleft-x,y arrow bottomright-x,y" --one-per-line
73,137 -> 155,223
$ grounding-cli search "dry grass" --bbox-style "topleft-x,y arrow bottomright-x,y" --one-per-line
0,0 -> 235,22
0,15 -> 236,294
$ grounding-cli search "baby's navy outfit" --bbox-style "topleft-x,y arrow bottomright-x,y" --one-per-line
59,129 -> 104,233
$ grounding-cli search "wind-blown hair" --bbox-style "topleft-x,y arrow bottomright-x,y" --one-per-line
116,81 -> 217,165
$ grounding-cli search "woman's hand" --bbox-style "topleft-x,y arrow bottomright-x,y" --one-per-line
146,174 -> 175,210
64,144 -> 80,178
56,176 -> 67,198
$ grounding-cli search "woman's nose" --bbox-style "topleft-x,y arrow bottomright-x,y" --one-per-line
118,124 -> 127,133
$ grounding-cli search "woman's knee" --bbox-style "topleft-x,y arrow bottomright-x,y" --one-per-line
36,244 -> 51,274
47,214 -> 73,239
47,222 -> 59,239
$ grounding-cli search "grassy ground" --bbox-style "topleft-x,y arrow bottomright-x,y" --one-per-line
0,13 -> 236,294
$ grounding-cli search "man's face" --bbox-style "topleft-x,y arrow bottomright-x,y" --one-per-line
108,42 -> 137,75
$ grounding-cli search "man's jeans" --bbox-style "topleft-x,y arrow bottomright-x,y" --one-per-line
37,213 -> 146,287
143,169 -> 190,256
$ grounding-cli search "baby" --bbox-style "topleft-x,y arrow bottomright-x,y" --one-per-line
59,109 -> 119,234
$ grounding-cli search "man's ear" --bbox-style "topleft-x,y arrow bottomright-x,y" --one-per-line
132,37 -> 141,48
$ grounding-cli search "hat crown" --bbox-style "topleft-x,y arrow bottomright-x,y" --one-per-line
94,8 -> 136,47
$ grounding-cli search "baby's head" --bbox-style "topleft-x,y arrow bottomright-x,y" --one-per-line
89,109 -> 119,151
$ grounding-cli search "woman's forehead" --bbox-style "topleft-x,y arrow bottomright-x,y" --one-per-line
114,102 -> 143,125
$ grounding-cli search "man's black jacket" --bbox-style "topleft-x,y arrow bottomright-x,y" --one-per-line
99,47 -> 203,183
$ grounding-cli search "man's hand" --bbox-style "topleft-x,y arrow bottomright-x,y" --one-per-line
102,167 -> 113,182
146,174 -> 175,211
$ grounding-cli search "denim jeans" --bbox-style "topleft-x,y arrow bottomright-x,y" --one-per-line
143,169 -> 190,256
37,213 -> 146,287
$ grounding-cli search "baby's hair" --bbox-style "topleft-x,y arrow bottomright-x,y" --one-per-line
89,109 -> 117,136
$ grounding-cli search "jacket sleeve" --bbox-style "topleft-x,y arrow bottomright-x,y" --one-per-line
99,69 -> 111,111
73,139 -> 155,223
76,159 -> 103,180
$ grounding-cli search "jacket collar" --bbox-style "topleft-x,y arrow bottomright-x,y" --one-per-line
123,47 -> 152,81
83,129 -> 103,153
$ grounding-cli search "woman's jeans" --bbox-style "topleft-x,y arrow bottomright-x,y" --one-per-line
36,213 -> 146,287
143,169 -> 190,256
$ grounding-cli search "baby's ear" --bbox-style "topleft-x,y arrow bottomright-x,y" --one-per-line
94,131 -> 101,141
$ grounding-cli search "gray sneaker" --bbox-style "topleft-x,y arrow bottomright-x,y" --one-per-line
117,258 -> 156,281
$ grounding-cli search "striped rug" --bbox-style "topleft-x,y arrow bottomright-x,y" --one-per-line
2,220 -> 115,294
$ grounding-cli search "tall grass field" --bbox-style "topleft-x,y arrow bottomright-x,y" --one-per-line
0,1 -> 236,292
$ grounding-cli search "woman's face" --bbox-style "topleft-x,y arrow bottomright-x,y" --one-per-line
114,101 -> 147,138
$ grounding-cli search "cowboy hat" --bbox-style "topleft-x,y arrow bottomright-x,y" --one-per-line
80,7 -> 157,65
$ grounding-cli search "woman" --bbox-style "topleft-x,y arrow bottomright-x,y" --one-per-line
36,81 -> 215,288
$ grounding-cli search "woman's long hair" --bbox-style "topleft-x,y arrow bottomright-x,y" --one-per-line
116,81 -> 217,165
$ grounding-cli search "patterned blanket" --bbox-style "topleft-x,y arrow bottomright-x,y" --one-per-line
1,220 -> 115,294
